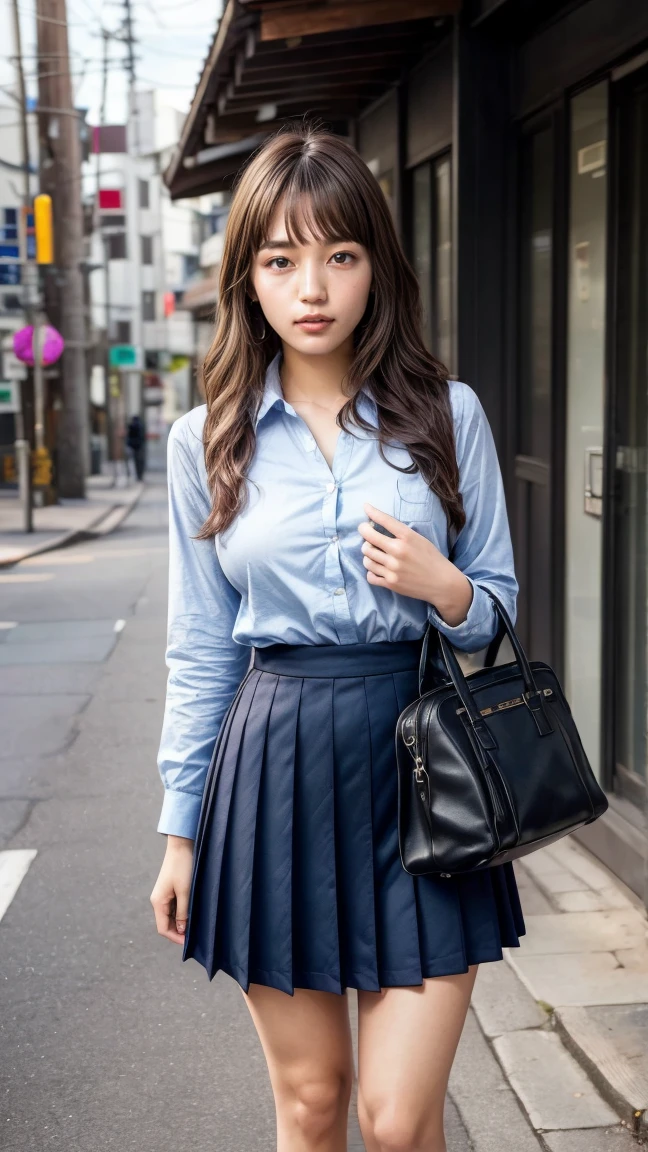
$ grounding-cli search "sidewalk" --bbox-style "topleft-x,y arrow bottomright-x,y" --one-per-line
469,837 -> 648,1148
0,473 -> 144,567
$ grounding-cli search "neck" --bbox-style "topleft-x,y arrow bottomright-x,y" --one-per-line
279,339 -> 353,409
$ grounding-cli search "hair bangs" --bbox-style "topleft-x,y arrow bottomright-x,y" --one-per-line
253,153 -> 374,253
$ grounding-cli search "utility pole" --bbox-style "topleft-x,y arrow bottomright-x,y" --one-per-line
35,0 -> 89,498
9,0 -> 33,531
97,26 -> 115,467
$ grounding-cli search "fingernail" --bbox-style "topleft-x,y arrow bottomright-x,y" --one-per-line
176,921 -> 186,933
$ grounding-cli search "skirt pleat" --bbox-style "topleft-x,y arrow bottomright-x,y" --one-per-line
182,643 -> 526,994
248,674 -> 300,993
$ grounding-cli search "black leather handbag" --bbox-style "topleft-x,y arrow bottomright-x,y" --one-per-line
395,586 -> 608,876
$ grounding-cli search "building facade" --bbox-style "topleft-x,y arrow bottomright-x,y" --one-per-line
164,0 -> 648,905
88,92 -> 221,471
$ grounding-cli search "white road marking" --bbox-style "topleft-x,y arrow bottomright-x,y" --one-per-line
0,850 -> 38,924
0,573 -> 54,583
0,621 -> 18,629
114,619 -> 126,633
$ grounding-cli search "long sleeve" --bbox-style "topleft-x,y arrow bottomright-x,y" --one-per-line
156,413 -> 251,840
426,382 -> 518,652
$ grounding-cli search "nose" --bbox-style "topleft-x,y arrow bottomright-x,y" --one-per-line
297,257 -> 327,304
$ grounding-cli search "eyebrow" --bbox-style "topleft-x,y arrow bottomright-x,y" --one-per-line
258,238 -> 293,251
258,235 -> 357,252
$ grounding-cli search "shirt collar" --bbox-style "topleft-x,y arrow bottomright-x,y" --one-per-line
253,351 -> 378,430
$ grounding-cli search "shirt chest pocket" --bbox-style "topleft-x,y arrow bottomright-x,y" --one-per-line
395,472 -> 438,521
395,473 -> 447,550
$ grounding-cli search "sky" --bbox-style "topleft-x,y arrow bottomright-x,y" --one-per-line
17,0 -> 224,124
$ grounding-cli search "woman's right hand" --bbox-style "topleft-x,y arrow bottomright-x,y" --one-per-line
150,835 -> 194,945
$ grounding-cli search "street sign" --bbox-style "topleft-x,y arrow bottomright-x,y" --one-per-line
0,381 -> 20,413
109,344 -> 137,367
2,351 -> 27,380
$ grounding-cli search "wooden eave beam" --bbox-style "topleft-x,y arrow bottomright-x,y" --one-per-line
227,66 -> 399,95
260,0 -> 459,41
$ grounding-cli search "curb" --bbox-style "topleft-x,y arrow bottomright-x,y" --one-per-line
0,483 -> 144,569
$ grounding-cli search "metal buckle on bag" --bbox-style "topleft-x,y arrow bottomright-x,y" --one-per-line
456,688 -> 553,718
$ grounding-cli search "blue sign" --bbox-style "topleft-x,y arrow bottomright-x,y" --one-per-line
0,265 -> 20,285
0,244 -> 19,260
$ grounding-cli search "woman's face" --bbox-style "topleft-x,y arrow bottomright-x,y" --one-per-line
249,200 -> 373,357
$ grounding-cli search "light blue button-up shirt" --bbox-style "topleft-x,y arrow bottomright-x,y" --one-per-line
157,352 -> 518,839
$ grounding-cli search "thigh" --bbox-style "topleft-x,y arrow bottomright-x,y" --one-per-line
356,967 -> 478,1121
243,983 -> 354,1096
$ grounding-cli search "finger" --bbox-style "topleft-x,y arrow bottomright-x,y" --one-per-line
363,555 -> 396,583
151,892 -> 186,945
363,502 -> 405,536
361,539 -> 398,567
174,887 -> 190,936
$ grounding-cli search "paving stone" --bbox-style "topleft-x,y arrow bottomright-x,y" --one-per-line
531,869 -> 592,894
554,889 -> 634,913
543,1127 -> 636,1151
519,910 -> 647,955
509,951 -> 648,1007
449,1010 -> 543,1151
521,849 -> 570,878
493,1030 -> 619,1130
555,1004 -> 648,1120
472,956 -> 547,1037
515,863 -> 555,914
550,839 -> 630,894
615,944 -> 648,970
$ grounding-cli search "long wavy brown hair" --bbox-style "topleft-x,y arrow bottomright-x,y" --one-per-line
197,122 -> 465,539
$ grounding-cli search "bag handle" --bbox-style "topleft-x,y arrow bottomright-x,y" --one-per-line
418,585 -> 553,743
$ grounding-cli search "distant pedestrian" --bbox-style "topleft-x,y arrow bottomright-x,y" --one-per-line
126,414 -> 146,481
150,125 -> 524,1152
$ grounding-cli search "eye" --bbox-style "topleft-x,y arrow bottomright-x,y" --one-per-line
266,256 -> 291,269
329,251 -> 356,265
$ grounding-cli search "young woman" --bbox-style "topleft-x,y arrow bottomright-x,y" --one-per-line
150,124 -> 524,1152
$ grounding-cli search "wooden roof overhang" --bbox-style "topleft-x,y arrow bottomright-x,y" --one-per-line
165,0 -> 460,200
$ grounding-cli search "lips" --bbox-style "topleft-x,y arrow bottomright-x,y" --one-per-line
295,315 -> 334,332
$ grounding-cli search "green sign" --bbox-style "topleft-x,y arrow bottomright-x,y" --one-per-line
109,344 -> 137,368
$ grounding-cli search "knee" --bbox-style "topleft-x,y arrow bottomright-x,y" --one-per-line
290,1072 -> 352,1142
357,1095 -> 444,1152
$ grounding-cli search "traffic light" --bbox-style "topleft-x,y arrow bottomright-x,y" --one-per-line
33,194 -> 54,265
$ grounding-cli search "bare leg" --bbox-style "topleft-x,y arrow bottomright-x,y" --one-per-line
243,983 -> 354,1152
356,966 -> 478,1152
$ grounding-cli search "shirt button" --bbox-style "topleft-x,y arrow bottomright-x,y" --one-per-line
330,534 -> 338,543
325,481 -> 336,493
334,587 -> 345,596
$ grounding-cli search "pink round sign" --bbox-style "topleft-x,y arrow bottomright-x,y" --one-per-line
13,324 -> 65,367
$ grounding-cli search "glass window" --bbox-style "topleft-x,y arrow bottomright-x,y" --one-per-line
138,179 -> 150,209
141,235 -> 153,265
612,69 -> 648,801
411,154 -> 453,368
435,156 -> 452,370
106,232 -> 127,260
519,128 -> 553,462
412,163 -> 433,350
564,82 -> 608,782
142,291 -> 156,321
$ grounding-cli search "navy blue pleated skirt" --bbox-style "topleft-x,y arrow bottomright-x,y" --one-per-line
182,637 -> 525,995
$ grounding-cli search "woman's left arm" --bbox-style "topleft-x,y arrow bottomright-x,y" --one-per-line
424,382 -> 518,650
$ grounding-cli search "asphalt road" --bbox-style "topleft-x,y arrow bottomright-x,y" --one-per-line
0,479 -> 276,1152
0,476 -> 534,1152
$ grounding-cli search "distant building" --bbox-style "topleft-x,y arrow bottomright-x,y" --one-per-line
87,90 -> 222,471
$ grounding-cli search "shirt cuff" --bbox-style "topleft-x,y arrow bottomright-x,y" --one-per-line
426,576 -> 496,652
157,789 -> 202,840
